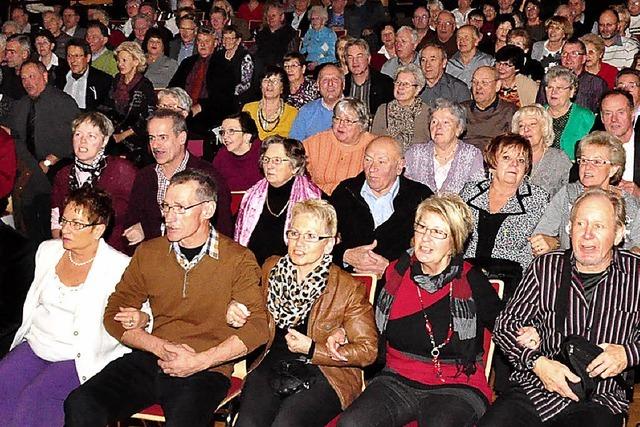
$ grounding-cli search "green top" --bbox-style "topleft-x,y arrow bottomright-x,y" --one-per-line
92,49 -> 118,77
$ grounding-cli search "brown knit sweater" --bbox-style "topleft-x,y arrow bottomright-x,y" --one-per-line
103,234 -> 269,378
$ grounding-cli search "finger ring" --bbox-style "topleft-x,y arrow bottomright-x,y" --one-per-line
530,338 -> 537,344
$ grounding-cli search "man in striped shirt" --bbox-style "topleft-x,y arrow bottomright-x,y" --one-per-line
479,189 -> 640,426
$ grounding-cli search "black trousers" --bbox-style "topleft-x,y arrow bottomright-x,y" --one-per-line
477,386 -> 625,427
234,357 -> 342,427
337,373 -> 487,427
64,350 -> 230,427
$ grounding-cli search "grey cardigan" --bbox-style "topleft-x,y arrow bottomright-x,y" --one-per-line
529,147 -> 572,197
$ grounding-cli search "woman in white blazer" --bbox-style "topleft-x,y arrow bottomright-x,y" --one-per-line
0,187 -> 139,427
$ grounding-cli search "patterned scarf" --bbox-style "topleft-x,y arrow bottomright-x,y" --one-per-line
113,72 -> 143,114
376,250 -> 477,341
386,98 -> 423,151
267,254 -> 332,329
69,151 -> 107,191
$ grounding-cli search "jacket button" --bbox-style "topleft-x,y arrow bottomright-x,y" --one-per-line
73,331 -> 79,336
77,353 -> 81,358
82,376 -> 86,381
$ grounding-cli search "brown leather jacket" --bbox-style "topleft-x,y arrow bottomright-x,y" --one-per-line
256,256 -> 378,409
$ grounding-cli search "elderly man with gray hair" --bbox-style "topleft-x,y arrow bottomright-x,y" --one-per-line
381,26 -> 421,78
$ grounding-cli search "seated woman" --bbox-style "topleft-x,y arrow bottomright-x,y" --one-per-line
235,135 -> 322,264
371,64 -> 429,151
531,131 -> 640,256
581,33 -> 617,89
543,66 -> 594,160
301,6 -> 337,70
284,52 -> 320,109
157,87 -> 192,119
460,133 -> 549,294
212,111 -> 263,192
531,16 -> 572,71
335,35 -> 355,75
243,66 -> 298,140
109,41 -> 157,166
0,187 -> 141,426
404,98 -> 484,194
495,45 -> 539,108
512,104 -> 572,196
523,0 -> 545,42
232,199 -> 378,427
51,112 -> 137,254
337,193 -> 502,427
143,27 -> 178,89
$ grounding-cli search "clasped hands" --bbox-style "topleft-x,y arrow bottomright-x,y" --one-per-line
343,240 -> 389,278
516,326 -> 628,401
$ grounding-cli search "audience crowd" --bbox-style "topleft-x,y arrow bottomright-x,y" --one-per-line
1,0 -> 640,426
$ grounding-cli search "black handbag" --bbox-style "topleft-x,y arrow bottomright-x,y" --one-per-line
268,357 -> 318,397
558,335 -> 603,400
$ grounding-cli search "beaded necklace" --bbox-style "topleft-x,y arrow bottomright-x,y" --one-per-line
257,99 -> 284,133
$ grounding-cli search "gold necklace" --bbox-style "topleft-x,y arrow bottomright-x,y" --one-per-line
265,196 -> 289,217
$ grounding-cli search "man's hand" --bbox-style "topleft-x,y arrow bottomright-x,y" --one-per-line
587,343 -> 628,379
532,356 -> 581,402
344,240 -> 389,277
158,343 -> 209,377
226,300 -> 250,328
529,234 -> 559,257
114,306 -> 149,330
326,328 -> 348,362
516,326 -> 541,350
618,180 -> 640,198
285,328 -> 313,354
38,154 -> 59,174
123,222 -> 145,245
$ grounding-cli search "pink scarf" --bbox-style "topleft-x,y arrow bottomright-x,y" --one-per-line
234,174 -> 322,246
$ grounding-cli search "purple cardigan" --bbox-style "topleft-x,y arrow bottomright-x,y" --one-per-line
51,156 -> 136,254
212,138 -> 263,192
125,155 -> 233,240
404,140 -> 485,194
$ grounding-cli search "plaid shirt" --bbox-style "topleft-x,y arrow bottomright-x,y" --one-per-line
155,151 -> 190,205
169,226 -> 220,297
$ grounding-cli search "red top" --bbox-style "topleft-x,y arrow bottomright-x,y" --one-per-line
385,267 -> 493,402
0,128 -> 16,200
237,2 -> 264,22
598,62 -> 618,90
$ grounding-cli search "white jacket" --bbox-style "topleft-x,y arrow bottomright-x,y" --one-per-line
11,239 -> 132,384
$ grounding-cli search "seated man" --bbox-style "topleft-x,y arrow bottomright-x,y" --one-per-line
419,42 -> 471,107
290,63 -> 344,141
479,188 -> 640,427
330,136 -> 433,278
462,66 -> 517,150
123,110 -> 233,247
64,168 -> 269,426
85,21 -> 118,77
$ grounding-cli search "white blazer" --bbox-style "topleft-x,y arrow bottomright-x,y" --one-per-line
11,238 -> 132,384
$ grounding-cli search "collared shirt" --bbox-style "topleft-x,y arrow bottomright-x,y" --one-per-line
91,47 -> 107,62
360,177 -> 400,228
178,40 -> 195,65
420,72 -> 471,107
349,76 -> 371,114
63,68 -> 89,109
170,226 -> 220,297
40,53 -> 59,71
494,249 -> 640,422
623,130 -> 636,182
603,35 -> 640,69
156,151 -> 190,205
291,11 -> 306,30
378,45 -> 393,59
445,50 -> 495,87
289,97 -> 335,141
380,53 -> 421,78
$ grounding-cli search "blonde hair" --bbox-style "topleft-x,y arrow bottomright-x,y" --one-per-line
511,104 -> 555,147
580,33 -> 605,56
291,199 -> 338,236
415,194 -> 474,255
115,41 -> 147,73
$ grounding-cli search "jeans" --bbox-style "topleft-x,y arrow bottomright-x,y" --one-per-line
337,373 -> 487,427
64,350 -> 230,427
477,385 -> 625,427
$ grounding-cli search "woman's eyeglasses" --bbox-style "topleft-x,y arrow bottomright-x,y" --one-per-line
60,216 -> 100,230
414,222 -> 448,239
286,229 -> 334,243
260,155 -> 290,165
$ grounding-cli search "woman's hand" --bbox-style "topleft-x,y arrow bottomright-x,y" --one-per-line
326,328 -> 348,362
529,234 -> 559,257
226,300 -> 250,328
114,306 -> 149,329
286,328 -> 313,354
516,326 -> 541,350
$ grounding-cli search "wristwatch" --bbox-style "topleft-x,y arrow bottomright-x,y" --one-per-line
526,354 -> 542,370
43,159 -> 52,168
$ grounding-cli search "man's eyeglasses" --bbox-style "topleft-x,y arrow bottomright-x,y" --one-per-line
159,200 -> 213,215
576,157 -> 612,167
60,216 -> 100,230
414,222 -> 448,239
286,229 -> 334,243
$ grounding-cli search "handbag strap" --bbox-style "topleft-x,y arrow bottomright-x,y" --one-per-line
554,249 -> 574,332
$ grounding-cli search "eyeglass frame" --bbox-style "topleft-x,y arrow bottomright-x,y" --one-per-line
413,222 -> 449,239
159,200 -> 214,215
576,157 -> 613,167
286,229 -> 335,243
259,155 -> 291,165
60,216 -> 101,230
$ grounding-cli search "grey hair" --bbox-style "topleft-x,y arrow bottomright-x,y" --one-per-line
397,26 -> 419,44
2,21 -> 19,34
345,38 -> 371,57
334,97 -> 370,128
158,87 -> 193,111
570,187 -> 626,232
395,64 -> 426,92
543,65 -> 578,92
0,34 -> 6,51
511,104 -> 555,147
7,34 -> 31,56
427,0 -> 444,8
576,131 -> 626,185
432,98 -> 467,135
309,5 -> 328,21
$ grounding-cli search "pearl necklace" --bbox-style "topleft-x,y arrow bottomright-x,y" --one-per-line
67,251 -> 95,267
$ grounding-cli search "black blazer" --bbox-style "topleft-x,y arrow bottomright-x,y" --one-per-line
56,67 -> 114,111
285,10 -> 310,34
329,172 -> 433,267
343,69 -> 394,116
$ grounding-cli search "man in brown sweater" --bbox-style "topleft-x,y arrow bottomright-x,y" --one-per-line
64,169 -> 269,427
